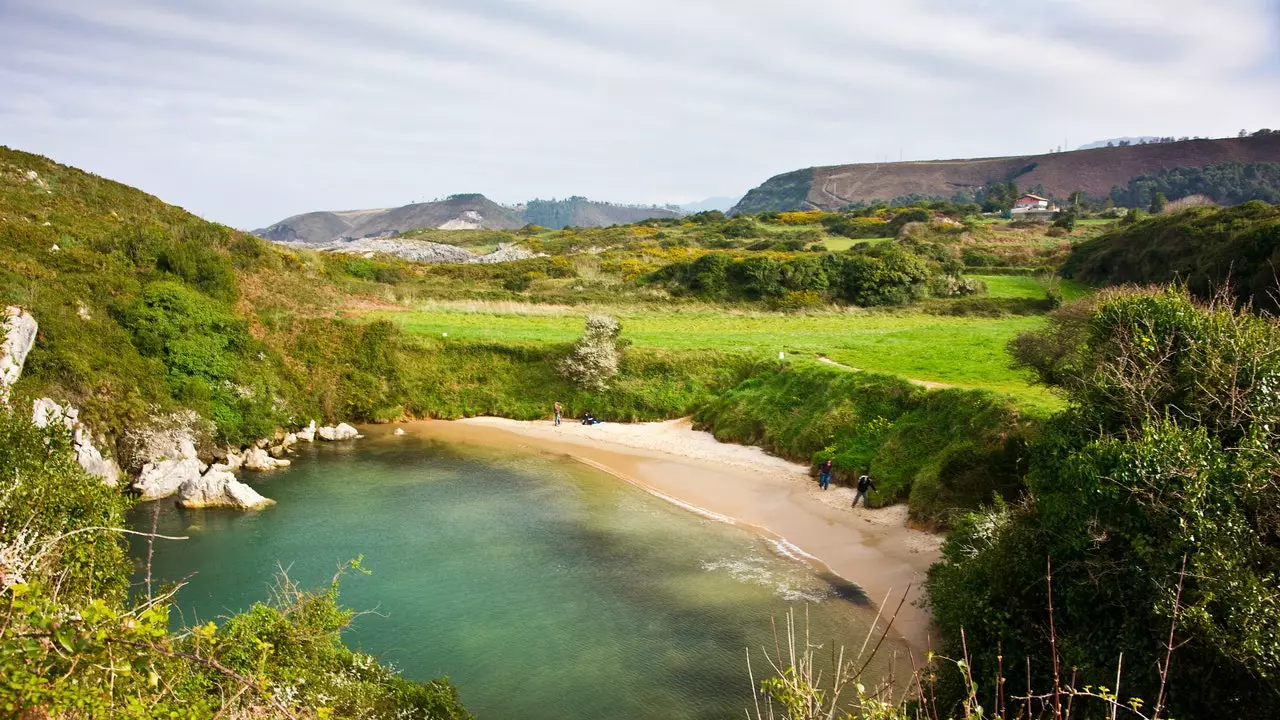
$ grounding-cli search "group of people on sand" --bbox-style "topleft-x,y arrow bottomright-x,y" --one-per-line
552,401 -> 602,427
817,458 -> 877,508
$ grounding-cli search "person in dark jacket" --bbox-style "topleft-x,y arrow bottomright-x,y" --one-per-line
852,474 -> 876,507
817,459 -> 833,490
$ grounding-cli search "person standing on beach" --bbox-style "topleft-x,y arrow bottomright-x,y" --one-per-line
852,474 -> 876,508
818,459 -> 833,490
553,401 -> 562,426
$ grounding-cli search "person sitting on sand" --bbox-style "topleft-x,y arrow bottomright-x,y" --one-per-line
852,474 -> 876,508
581,410 -> 595,425
817,459 -> 833,490
554,401 -> 562,426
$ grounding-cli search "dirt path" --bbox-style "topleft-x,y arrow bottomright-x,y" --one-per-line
815,355 -> 952,390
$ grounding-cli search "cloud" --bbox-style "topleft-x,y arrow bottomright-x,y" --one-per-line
1,0 -> 1277,228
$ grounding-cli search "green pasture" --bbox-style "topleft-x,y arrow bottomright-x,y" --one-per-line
374,303 -> 1060,408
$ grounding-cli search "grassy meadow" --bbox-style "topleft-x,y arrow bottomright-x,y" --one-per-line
372,301 -> 1058,407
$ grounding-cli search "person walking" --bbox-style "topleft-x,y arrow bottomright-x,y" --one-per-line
852,473 -> 876,508
817,459 -> 833,490
553,401 -> 562,426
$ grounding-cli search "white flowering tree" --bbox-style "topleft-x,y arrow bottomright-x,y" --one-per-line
558,314 -> 623,391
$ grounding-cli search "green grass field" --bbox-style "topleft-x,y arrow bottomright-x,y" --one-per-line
374,303 -> 1060,408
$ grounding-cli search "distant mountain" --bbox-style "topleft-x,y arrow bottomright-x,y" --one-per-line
520,197 -> 681,229
254,194 -> 525,244
1076,137 -> 1161,150
676,196 -> 740,213
731,135 -> 1280,214
256,194 -> 685,243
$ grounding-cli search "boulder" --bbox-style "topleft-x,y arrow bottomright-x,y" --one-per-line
296,421 -> 317,442
132,436 -> 202,500
1,307 -> 38,405
31,397 -> 121,486
210,450 -> 244,473
135,453 -> 203,500
318,423 -> 360,441
243,447 -> 291,471
178,469 -> 274,510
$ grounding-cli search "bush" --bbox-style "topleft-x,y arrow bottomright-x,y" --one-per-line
928,287 -> 1280,719
1061,202 -> 1280,314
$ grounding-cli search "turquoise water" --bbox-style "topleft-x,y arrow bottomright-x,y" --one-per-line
129,428 -> 901,719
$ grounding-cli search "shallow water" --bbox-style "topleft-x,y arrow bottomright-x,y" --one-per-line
129,428 -> 905,719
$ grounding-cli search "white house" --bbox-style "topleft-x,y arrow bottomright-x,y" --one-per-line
1011,193 -> 1060,219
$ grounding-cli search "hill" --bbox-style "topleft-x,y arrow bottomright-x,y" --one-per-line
1061,202 -> 1280,313
254,193 -> 526,243
257,195 -> 684,242
732,135 -> 1280,214
519,196 -> 681,229
677,196 -> 740,213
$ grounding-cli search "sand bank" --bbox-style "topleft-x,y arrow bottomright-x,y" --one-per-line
399,417 -> 943,654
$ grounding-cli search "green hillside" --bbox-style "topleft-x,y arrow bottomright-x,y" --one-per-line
1062,202 -> 1280,313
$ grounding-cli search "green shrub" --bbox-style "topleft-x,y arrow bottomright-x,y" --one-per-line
928,287 -> 1280,719
1061,202 -> 1280,313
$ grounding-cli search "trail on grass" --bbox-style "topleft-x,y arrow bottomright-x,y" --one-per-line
814,355 -> 952,390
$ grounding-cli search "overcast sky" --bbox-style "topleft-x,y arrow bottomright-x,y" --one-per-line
2,0 -> 1278,229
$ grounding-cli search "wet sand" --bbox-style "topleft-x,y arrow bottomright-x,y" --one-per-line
396,417 -> 943,655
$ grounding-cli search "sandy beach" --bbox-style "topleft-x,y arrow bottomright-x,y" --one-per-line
400,417 -> 943,655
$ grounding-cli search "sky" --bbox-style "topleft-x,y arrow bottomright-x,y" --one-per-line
2,0 -> 1279,229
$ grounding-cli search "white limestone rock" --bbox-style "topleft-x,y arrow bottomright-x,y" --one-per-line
31,397 -> 121,486
243,447 -> 291,471
210,450 -> 244,473
296,420 -> 317,442
178,469 -> 274,510
117,411 -> 208,476
318,422 -> 360,441
132,436 -> 201,500
1,307 -> 38,405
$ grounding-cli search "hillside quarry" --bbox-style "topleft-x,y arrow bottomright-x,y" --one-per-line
733,134 -> 1280,213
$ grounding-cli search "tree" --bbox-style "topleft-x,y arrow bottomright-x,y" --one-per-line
557,315 -> 624,391
1051,207 -> 1077,231
1149,191 -> 1167,214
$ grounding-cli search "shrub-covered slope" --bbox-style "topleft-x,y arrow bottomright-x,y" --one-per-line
1061,202 -> 1280,313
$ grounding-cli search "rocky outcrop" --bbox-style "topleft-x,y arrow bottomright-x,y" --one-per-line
271,237 -> 543,265
210,450 -> 244,473
1,306 -> 37,405
243,447 -> 291,471
474,243 -> 539,264
296,420 -> 317,442
118,411 -> 209,476
31,398 -> 122,486
318,422 -> 361,441
177,468 -> 274,510
133,440 -> 203,501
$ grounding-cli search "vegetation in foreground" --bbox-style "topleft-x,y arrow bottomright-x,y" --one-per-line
926,287 -> 1280,720
0,408 -> 471,718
